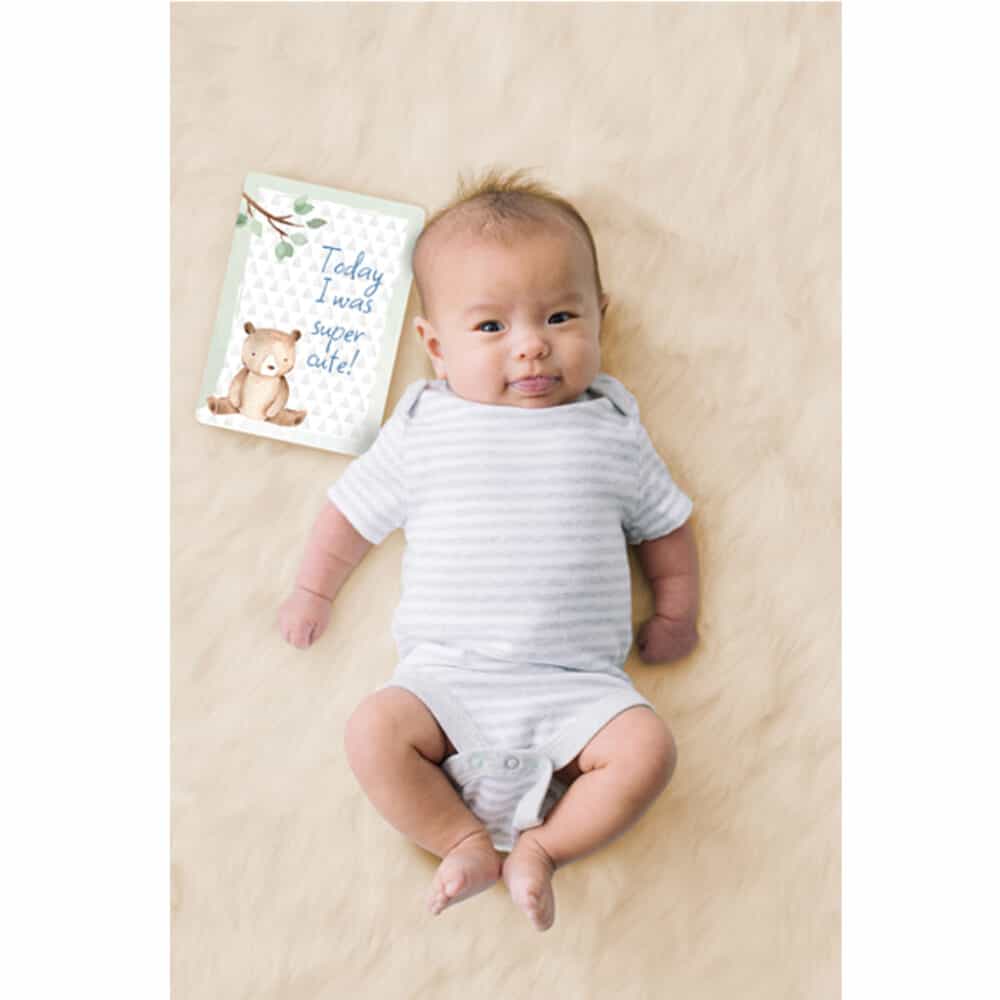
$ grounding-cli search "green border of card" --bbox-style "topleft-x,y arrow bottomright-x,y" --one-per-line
196,171 -> 425,456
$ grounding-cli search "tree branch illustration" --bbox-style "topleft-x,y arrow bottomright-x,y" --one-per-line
242,192 -> 304,239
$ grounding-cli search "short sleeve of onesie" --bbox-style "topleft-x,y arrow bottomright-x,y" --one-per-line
621,418 -> 694,546
327,380 -> 426,545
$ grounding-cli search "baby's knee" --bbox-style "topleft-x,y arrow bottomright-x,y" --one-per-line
625,712 -> 678,796
343,688 -> 449,771
343,691 -> 396,773
656,722 -> 678,790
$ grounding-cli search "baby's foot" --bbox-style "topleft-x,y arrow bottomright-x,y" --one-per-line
427,829 -> 503,916
501,834 -> 557,932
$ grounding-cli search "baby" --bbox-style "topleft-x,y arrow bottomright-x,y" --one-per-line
278,169 -> 700,932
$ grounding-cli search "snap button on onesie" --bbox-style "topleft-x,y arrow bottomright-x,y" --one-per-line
442,749 -> 564,853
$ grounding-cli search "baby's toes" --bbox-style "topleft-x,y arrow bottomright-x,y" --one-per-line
428,868 -> 468,914
427,877 -> 455,914
517,885 -> 553,931
440,871 -> 466,901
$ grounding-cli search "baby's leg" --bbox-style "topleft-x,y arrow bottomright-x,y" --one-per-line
343,687 -> 503,916
502,706 -> 677,932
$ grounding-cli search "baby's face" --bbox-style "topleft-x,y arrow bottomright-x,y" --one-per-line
414,217 -> 608,408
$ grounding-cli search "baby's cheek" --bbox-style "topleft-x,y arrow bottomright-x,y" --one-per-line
467,356 -> 500,387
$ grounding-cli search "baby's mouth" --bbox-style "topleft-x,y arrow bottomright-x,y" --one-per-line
510,376 -> 560,394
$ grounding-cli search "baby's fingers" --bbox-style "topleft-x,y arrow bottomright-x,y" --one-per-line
289,621 -> 316,649
278,610 -> 315,649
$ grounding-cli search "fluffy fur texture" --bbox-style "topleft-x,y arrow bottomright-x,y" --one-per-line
173,4 -> 839,997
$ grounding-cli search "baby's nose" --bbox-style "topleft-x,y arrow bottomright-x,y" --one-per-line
516,338 -> 550,360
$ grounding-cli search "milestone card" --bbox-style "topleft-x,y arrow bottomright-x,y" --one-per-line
196,171 -> 425,455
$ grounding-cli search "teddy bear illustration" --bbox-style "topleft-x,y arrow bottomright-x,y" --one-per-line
207,321 -> 307,426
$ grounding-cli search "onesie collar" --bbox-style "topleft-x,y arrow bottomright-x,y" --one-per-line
402,373 -> 636,419
585,372 -> 637,418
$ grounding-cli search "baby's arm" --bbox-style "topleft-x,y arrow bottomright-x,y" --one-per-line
278,500 -> 373,649
634,519 -> 700,664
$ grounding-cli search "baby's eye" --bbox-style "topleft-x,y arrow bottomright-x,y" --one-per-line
476,320 -> 503,333
548,312 -> 575,325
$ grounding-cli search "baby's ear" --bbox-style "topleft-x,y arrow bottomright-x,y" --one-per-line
599,293 -> 610,318
414,317 -> 446,376
413,316 -> 436,349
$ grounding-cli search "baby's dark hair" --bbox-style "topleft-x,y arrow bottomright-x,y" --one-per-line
412,167 -> 604,314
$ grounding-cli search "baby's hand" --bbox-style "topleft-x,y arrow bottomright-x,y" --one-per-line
278,587 -> 332,649
636,614 -> 699,665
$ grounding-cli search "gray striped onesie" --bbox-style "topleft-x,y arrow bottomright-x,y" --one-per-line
329,372 -> 693,852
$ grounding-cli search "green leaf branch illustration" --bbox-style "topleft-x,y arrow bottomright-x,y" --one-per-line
236,191 -> 327,261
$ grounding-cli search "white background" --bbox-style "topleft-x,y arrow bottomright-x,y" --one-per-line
2,2 -> 998,996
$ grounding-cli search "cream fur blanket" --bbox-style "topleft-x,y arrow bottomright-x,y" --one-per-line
172,4 -> 839,997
